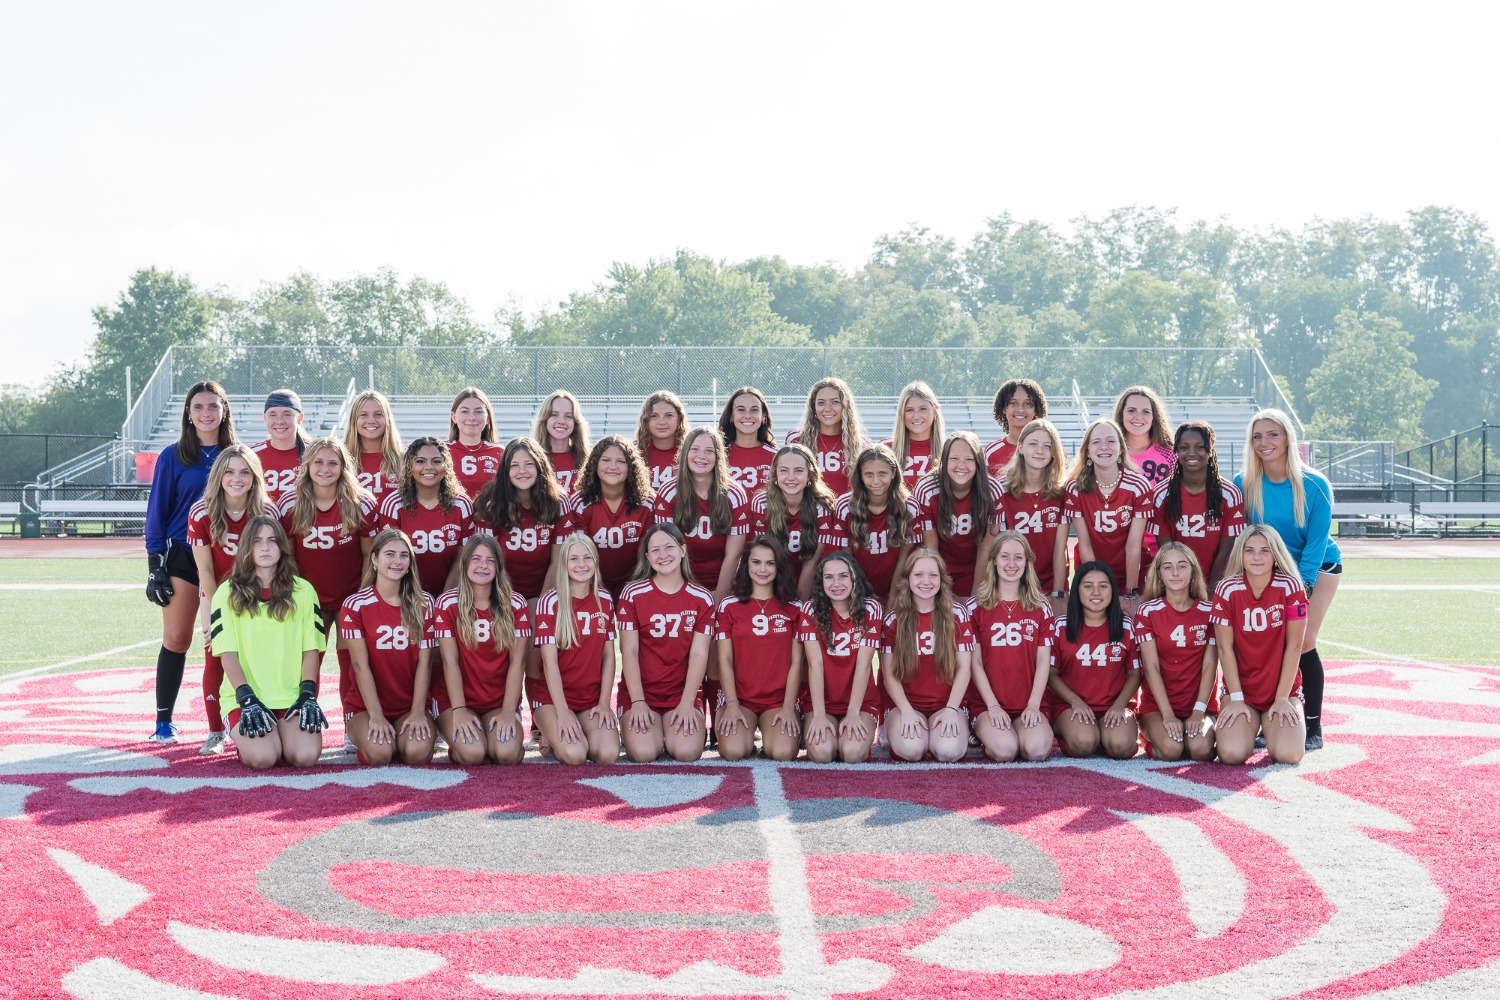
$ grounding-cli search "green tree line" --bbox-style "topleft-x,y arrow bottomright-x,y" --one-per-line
3,206 -> 1494,446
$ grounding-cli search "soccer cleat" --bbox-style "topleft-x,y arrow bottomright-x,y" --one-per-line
342,734 -> 357,753
1254,734 -> 1267,751
1305,733 -> 1324,752
198,731 -> 226,755
148,721 -> 180,744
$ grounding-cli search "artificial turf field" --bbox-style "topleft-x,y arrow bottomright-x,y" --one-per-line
3,542 -> 1500,999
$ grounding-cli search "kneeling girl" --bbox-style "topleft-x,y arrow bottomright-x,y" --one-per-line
714,536 -> 804,762
881,549 -> 974,763
1048,561 -> 1141,759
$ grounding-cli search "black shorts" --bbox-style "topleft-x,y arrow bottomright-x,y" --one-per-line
163,540 -> 200,588
1319,561 -> 1343,576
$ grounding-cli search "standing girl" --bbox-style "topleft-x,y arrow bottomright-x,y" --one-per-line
882,380 -> 945,489
718,386 -> 778,492
636,390 -> 689,493
1113,385 -> 1175,488
881,549 -> 975,763
472,437 -> 565,604
529,533 -> 620,766
145,379 -> 236,743
996,419 -> 1070,606
788,376 -> 866,496
1151,422 -> 1244,586
749,444 -> 838,598
1210,525 -> 1309,765
616,524 -> 716,763
985,378 -> 1048,476
1135,542 -> 1219,762
714,536 -> 804,762
830,445 -> 922,604
338,528 -> 438,766
342,389 -> 403,507
252,389 -> 308,506
913,430 -> 1002,598
966,532 -> 1055,763
1048,562 -> 1141,759
532,390 -> 591,492
449,387 -> 504,499
798,551 -> 881,764
1236,408 -> 1339,751
188,445 -> 269,754
211,516 -> 327,770
562,435 -> 656,598
432,535 -> 532,766
653,428 -> 750,601
1064,419 -> 1153,609
375,437 -> 474,598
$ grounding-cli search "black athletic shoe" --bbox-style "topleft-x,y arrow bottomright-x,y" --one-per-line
1305,733 -> 1324,751
1254,734 -> 1266,751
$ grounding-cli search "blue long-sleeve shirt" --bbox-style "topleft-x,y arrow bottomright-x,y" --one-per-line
144,443 -> 220,555
1234,469 -> 1341,591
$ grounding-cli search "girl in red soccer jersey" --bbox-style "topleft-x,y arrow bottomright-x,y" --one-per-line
654,428 -> 750,602
1151,422 -> 1245,586
788,376 -> 867,497
829,445 -> 921,604
472,437 -> 565,604
188,444 -> 270,754
1064,419 -> 1153,612
882,549 -> 975,763
342,389 -> 403,506
1135,542 -> 1219,762
339,528 -> 437,766
882,380 -> 944,490
636,390 -> 689,493
718,386 -> 778,493
799,551 -> 881,763
616,524 -> 716,763
562,435 -> 655,598
985,378 -> 1048,476
714,536 -> 804,762
914,430 -> 1002,599
750,444 -> 838,598
432,535 -> 532,765
1211,525 -> 1309,766
1049,561 -> 1141,759
252,389 -> 308,506
966,531 -> 1055,763
997,419 -> 1070,611
375,437 -> 474,598
532,390 -> 591,493
529,533 -> 621,765
448,387 -> 504,499
1113,385 -> 1175,489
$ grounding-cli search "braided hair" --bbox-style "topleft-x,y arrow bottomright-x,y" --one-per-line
1162,421 -> 1225,529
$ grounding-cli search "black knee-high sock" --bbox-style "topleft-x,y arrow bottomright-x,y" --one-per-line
155,646 -> 187,724
1299,649 -> 1324,736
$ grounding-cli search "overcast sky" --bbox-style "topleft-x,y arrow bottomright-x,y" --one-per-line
3,1 -> 1496,387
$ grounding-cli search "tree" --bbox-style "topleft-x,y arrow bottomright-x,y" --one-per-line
732,257 -> 860,342
1305,311 -> 1435,444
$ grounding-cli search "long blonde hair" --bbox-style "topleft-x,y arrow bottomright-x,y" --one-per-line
361,528 -> 428,644
202,444 -> 269,548
1240,408 -> 1317,527
765,444 -> 837,555
884,549 -> 957,685
1067,418 -> 1131,494
635,390 -> 688,455
891,380 -> 944,471
550,532 -> 605,651
848,445 -> 913,549
797,376 -> 866,476
1224,523 -> 1301,581
290,438 -> 370,537
1142,541 -> 1208,602
672,427 -> 734,535
973,530 -> 1045,612
532,390 -> 591,468
455,534 -> 515,651
449,386 -> 497,443
226,516 -> 298,620
343,389 -> 403,482
1002,419 -> 1066,498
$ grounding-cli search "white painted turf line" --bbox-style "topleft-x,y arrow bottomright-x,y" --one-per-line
0,640 -> 157,690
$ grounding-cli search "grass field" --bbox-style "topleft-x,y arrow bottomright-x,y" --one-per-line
4,554 -> 1498,680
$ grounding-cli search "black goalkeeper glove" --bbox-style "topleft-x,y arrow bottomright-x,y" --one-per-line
286,680 -> 327,733
146,550 -> 174,607
234,684 -> 275,738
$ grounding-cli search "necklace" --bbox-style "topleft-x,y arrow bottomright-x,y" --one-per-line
1096,473 -> 1120,502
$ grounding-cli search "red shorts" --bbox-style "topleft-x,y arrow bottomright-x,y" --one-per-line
615,689 -> 703,716
527,673 -> 613,712
1139,690 -> 1220,719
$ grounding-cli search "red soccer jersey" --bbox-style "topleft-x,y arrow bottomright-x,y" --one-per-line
997,489 -> 1069,593
252,440 -> 302,506
529,588 -> 615,710
1149,480 -> 1246,580
828,493 -> 923,599
984,437 -> 1017,478
726,442 -> 778,493
548,448 -> 579,493
562,493 -> 655,595
1133,598 -> 1218,717
788,430 -> 853,497
911,474 -> 1005,598
652,481 -> 751,590
645,445 -> 679,493
615,578 -> 717,712
715,596 -> 800,713
965,598 -> 1054,715
356,450 -> 399,507
797,599 -> 882,717
450,441 -> 504,500
880,605 -> 977,715
1049,617 -> 1140,716
338,588 -> 437,716
1063,470 -> 1154,587
186,500 -> 252,583
374,492 -> 475,597
276,492 -> 378,610
881,436 -> 935,489
430,588 -> 532,715
747,489 -> 833,579
1210,573 -> 1308,712
477,504 -> 562,600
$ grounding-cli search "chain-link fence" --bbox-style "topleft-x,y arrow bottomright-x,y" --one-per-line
0,434 -> 115,504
